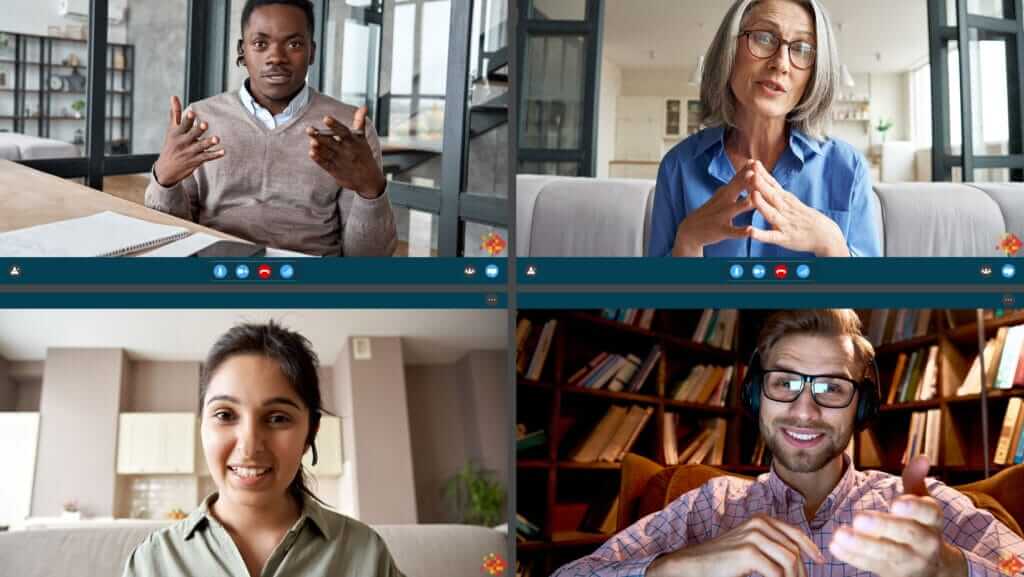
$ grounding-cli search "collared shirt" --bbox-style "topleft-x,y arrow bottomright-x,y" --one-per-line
239,80 -> 311,129
648,125 -> 883,257
552,455 -> 1024,577
122,492 -> 405,577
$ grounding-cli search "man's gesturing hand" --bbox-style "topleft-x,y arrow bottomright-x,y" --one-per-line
306,107 -> 386,199
647,514 -> 826,577
153,96 -> 225,187
829,455 -> 967,577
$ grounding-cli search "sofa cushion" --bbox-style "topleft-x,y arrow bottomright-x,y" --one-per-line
0,523 -> 507,577
873,183 -> 1005,256
970,183 -> 1024,245
527,177 -> 655,257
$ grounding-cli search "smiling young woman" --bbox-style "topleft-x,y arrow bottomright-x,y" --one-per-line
122,322 -> 404,577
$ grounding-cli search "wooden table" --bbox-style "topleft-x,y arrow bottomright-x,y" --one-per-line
0,159 -> 236,240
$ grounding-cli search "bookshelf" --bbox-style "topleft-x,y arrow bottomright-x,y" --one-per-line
515,309 -> 751,575
516,308 -> 1024,575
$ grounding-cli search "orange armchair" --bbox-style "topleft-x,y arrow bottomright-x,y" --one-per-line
616,453 -> 1024,538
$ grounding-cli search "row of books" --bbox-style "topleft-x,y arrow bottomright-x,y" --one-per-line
886,345 -> 939,404
866,309 -> 935,346
691,309 -> 738,350
569,346 -> 662,392
570,405 -> 654,463
668,364 -> 738,406
663,416 -> 727,466
901,409 -> 942,465
994,397 -> 1024,465
957,324 -> 1024,395
600,308 -> 656,330
517,318 -> 557,380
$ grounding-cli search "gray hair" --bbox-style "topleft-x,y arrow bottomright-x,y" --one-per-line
700,0 -> 839,140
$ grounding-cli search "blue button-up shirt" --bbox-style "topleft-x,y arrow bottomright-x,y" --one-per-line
648,126 -> 882,257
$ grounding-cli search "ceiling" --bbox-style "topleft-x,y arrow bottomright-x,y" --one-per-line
0,310 -> 506,365
603,0 -> 930,74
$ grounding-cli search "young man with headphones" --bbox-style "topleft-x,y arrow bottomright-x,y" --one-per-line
553,309 -> 1024,577
145,0 -> 397,256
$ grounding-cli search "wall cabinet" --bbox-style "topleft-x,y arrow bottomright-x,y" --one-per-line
303,415 -> 342,476
117,413 -> 195,474
0,412 -> 40,524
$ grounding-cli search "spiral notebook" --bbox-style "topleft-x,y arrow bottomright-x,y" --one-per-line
0,211 -> 192,257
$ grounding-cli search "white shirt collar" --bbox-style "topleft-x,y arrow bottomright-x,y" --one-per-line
238,80 -> 310,129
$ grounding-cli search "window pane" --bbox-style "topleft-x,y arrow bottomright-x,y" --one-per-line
530,0 -> 586,20
324,0 -> 382,116
384,0 -> 451,187
393,205 -> 438,256
968,30 -> 1011,158
0,22 -> 94,159
464,222 -> 508,257
114,4 -> 187,156
947,40 -> 963,155
967,0 -> 1005,19
519,161 -> 578,176
467,0 -> 508,199
522,35 -> 584,150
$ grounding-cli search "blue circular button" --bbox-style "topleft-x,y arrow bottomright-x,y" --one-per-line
1003,264 -> 1016,279
729,264 -> 744,279
280,264 -> 294,279
213,264 -> 227,279
485,264 -> 499,278
796,264 -> 811,279
235,264 -> 250,279
752,264 -> 766,279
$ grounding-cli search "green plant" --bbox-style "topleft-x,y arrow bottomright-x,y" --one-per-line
443,460 -> 505,527
71,100 -> 86,115
875,117 -> 894,142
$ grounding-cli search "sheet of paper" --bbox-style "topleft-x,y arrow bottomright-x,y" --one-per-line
140,233 -> 220,257
0,211 -> 190,257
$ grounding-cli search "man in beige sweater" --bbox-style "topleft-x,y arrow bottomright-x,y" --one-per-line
146,0 -> 397,256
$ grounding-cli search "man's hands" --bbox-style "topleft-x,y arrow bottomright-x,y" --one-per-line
153,96 -> 225,188
671,160 -> 756,257
829,455 -> 967,577
306,107 -> 386,199
647,514 -> 825,577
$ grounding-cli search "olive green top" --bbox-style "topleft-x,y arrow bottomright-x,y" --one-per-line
122,493 -> 405,577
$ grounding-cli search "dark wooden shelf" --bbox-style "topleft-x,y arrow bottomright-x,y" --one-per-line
946,388 -> 1024,405
517,459 -> 552,470
663,398 -> 733,415
879,399 -> 942,412
560,386 -> 660,405
946,311 -> 1024,343
519,379 -> 555,391
875,334 -> 941,355
563,311 -> 735,360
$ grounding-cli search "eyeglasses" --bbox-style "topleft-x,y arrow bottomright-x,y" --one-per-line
740,30 -> 817,70
761,369 -> 858,408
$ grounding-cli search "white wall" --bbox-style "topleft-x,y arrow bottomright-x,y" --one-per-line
596,57 -> 622,178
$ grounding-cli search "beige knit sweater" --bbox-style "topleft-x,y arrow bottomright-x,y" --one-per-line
145,88 -> 397,256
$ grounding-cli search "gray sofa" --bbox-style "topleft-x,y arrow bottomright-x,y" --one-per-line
0,522 -> 507,577
517,174 -> 1024,257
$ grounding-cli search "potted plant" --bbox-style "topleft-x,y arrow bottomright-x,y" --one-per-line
875,117 -> 894,143
61,500 -> 80,521
71,100 -> 86,119
443,460 -> 505,527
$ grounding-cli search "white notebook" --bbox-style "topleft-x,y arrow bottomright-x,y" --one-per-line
0,211 -> 192,257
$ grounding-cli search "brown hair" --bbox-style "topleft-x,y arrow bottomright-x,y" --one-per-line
756,309 -> 875,378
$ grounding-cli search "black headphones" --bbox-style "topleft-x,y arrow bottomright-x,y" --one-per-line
741,349 -> 881,432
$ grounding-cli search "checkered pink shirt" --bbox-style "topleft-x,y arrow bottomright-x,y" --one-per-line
552,456 -> 1024,577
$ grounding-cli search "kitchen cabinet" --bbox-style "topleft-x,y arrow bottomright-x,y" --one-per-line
303,415 -> 342,476
117,413 -> 195,474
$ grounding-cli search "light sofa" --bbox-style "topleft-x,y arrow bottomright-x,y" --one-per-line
517,174 -> 1024,257
0,522 -> 507,577
0,134 -> 79,160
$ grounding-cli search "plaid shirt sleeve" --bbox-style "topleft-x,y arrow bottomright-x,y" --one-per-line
931,483 -> 1024,577
550,484 -> 712,577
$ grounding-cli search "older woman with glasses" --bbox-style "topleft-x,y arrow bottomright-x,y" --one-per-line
649,0 -> 882,258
